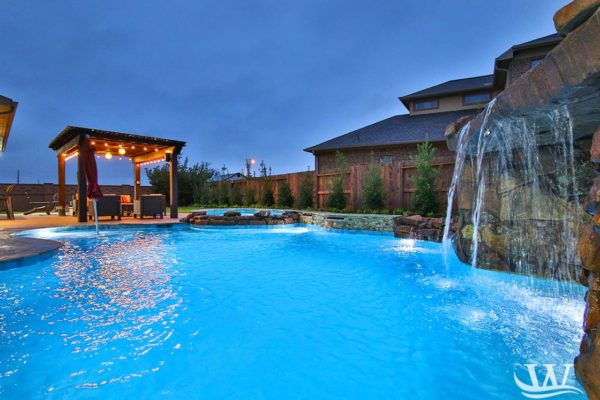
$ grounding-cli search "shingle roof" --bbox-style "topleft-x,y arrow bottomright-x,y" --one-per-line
304,109 -> 478,153
496,33 -> 563,62
399,75 -> 494,110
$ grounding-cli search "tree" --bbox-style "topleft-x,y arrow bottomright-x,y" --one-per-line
244,184 -> 256,206
277,181 -> 294,208
259,160 -> 274,206
363,152 -> 385,210
411,140 -> 438,214
296,172 -> 314,209
146,156 -> 216,206
230,183 -> 243,206
326,151 -> 348,210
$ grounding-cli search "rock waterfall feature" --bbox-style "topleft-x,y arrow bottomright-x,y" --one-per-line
444,2 -> 600,398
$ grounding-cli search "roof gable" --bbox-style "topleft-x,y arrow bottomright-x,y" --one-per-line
304,109 -> 478,153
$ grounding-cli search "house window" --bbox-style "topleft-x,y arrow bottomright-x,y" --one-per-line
413,99 -> 438,111
531,59 -> 543,69
463,92 -> 491,106
380,155 -> 393,165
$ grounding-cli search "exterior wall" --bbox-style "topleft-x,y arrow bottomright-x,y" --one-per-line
410,94 -> 494,115
314,143 -> 454,174
507,46 -> 557,85
0,183 -> 153,212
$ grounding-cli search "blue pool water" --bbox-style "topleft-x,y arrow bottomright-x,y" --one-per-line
0,225 -> 586,399
204,208 -> 284,216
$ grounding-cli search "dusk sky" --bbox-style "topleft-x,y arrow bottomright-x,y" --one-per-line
0,0 -> 566,185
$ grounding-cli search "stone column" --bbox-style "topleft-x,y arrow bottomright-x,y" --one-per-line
576,126 -> 600,400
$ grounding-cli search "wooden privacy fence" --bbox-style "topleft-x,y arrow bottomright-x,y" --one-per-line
316,157 -> 455,211
211,157 -> 455,211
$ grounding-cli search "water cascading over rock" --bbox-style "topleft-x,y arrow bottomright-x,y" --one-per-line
445,102 -> 590,280
444,2 -> 600,397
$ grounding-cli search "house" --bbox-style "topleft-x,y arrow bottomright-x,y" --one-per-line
209,172 -> 247,183
304,33 -> 563,175
302,33 -> 563,209
0,95 -> 18,153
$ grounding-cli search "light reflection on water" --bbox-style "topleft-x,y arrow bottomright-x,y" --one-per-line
0,226 -> 586,400
1,231 -> 182,392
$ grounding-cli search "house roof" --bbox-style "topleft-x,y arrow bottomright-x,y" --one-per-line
304,109 -> 478,153
209,172 -> 246,182
495,33 -> 563,62
494,33 -> 563,87
0,95 -> 18,153
399,75 -> 494,110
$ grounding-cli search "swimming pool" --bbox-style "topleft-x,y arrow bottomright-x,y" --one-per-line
0,225 -> 585,399
204,208 -> 284,216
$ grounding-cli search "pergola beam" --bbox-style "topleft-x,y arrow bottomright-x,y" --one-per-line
49,127 -> 186,222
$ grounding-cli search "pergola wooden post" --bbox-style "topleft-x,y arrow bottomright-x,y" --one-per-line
133,162 -> 141,200
77,135 -> 87,223
57,154 -> 66,216
169,151 -> 179,218
49,126 -> 186,223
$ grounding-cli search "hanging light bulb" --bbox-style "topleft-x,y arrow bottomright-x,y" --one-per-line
105,152 -> 113,160
118,148 -> 126,155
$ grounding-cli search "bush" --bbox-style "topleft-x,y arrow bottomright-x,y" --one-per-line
146,156 -> 216,206
261,188 -> 275,207
296,173 -> 314,209
230,184 -> 243,206
326,151 -> 348,210
244,185 -> 256,206
363,152 -> 385,211
277,181 -> 294,207
411,140 -> 438,214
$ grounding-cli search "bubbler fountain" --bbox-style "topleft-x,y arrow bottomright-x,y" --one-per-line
444,1 -> 600,397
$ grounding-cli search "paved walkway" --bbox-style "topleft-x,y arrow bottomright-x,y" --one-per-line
0,213 -> 188,265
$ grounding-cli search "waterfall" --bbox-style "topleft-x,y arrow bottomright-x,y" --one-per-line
443,101 -> 584,281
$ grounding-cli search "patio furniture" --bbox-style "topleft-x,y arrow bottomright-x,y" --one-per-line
134,194 -> 165,219
120,195 -> 133,216
24,193 -> 58,215
87,195 -> 121,221
0,185 -> 15,220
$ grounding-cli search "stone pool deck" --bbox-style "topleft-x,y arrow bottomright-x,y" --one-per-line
0,213 -> 188,264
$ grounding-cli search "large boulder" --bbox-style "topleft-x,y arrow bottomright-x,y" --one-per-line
554,0 -> 600,35
579,224 -> 600,271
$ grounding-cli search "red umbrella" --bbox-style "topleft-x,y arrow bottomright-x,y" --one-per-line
80,138 -> 103,199
79,137 -> 102,232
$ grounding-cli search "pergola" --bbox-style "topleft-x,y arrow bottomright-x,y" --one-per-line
0,95 -> 18,153
49,126 -> 186,222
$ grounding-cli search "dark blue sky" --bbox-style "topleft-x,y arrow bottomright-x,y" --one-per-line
0,0 -> 566,184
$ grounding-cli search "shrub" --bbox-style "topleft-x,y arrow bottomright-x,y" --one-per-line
411,140 -> 438,214
277,181 -> 294,207
363,152 -> 385,211
230,184 -> 243,206
146,156 -> 216,206
297,173 -> 314,209
326,151 -> 348,210
244,185 -> 256,206
258,160 -> 275,207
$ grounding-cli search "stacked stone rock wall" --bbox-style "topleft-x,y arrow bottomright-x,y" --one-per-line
392,215 -> 445,242
300,212 -> 394,231
575,126 -> 600,400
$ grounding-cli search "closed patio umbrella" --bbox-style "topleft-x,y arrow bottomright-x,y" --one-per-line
80,137 -> 103,234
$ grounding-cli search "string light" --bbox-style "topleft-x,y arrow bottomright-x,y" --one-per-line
140,159 -> 165,167
64,151 -> 79,161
